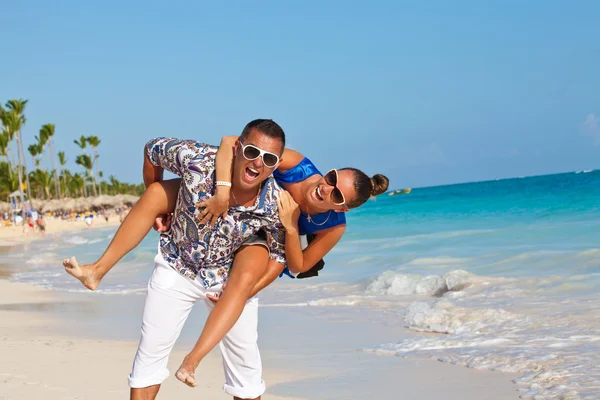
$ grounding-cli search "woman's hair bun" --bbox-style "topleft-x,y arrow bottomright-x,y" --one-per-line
370,174 -> 389,196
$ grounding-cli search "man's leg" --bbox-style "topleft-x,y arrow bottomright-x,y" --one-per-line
129,255 -> 201,399
176,245 -> 269,395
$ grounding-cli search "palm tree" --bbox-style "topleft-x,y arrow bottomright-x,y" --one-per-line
76,154 -> 96,196
73,135 -> 89,196
70,173 -> 85,197
6,99 -> 31,205
58,151 -> 67,197
40,124 -> 60,199
74,135 -> 87,155
1,108 -> 25,205
87,135 -> 101,195
109,175 -> 121,195
0,162 -> 18,198
98,170 -> 106,195
0,107 -> 13,180
0,131 -> 8,169
31,169 -> 53,199
27,143 -> 42,167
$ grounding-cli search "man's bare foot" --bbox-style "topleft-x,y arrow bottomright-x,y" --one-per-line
62,257 -> 101,291
175,367 -> 198,388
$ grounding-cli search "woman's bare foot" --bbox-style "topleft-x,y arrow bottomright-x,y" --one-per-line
62,257 -> 101,291
175,356 -> 199,387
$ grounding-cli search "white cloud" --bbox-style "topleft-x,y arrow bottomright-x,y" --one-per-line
583,113 -> 600,145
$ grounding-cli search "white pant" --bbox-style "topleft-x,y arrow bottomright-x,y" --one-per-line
128,253 -> 264,399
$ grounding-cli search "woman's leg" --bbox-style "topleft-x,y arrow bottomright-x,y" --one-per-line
175,245 -> 270,387
63,179 -> 181,290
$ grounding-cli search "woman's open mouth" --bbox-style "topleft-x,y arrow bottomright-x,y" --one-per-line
312,186 -> 324,202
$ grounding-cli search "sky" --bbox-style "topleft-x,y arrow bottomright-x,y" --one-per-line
1,0 -> 599,189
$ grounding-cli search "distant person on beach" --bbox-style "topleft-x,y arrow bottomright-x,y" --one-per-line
64,119 -> 289,400
84,214 -> 93,228
63,122 -> 389,399
36,215 -> 46,235
119,207 -> 129,223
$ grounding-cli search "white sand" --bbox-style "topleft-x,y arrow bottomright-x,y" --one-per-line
0,276 -> 521,399
0,280 -> 303,400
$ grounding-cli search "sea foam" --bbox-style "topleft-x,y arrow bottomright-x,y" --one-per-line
366,269 -> 473,296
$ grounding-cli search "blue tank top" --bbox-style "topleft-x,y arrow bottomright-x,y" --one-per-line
273,157 -> 346,278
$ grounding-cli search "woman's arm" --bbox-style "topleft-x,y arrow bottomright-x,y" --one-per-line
244,225 -> 346,298
276,190 -> 303,272
278,148 -> 305,172
196,136 -> 236,225
288,225 -> 346,275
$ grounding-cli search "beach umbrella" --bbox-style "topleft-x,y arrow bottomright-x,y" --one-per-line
0,202 -> 11,213
62,198 -> 76,212
73,197 -> 90,212
41,199 -> 62,213
31,198 -> 46,210
122,194 -> 139,205
91,195 -> 115,209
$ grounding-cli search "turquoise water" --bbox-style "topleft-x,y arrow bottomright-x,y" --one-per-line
8,169 -> 600,399
338,169 -> 600,282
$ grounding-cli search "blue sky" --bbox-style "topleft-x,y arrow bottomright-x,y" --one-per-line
2,1 -> 599,189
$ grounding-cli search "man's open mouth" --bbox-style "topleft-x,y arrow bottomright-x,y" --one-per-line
244,167 -> 260,182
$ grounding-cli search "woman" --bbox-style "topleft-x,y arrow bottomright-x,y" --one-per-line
63,136 -> 388,388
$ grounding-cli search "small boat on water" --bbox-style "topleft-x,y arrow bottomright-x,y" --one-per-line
388,188 -> 412,196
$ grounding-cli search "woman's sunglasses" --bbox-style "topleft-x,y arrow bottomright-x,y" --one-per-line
323,169 -> 346,206
240,143 -> 280,168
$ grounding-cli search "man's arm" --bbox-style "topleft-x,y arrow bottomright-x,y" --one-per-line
143,137 -> 211,187
143,147 -> 164,188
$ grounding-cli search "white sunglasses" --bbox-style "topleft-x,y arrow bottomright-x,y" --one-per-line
240,142 -> 280,168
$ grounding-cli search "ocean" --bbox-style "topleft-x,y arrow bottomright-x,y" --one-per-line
7,169 -> 600,399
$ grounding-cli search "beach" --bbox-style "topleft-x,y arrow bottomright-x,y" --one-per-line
0,229 -> 520,400
4,171 -> 600,399
0,214 -> 122,247
0,279 -> 305,400
0,277 -> 518,400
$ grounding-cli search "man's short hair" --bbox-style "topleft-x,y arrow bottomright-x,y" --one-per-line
240,119 -> 286,149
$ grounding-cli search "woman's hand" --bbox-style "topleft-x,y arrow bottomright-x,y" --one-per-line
277,190 -> 300,233
153,213 -> 172,232
196,187 -> 230,226
206,282 -> 227,304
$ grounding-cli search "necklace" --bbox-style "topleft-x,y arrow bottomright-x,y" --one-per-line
306,210 -> 332,226
231,182 -> 263,207
231,190 -> 239,206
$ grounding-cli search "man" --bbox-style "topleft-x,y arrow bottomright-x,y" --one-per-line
63,119 -> 287,400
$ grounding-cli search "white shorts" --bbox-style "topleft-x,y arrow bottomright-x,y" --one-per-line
128,253 -> 264,399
